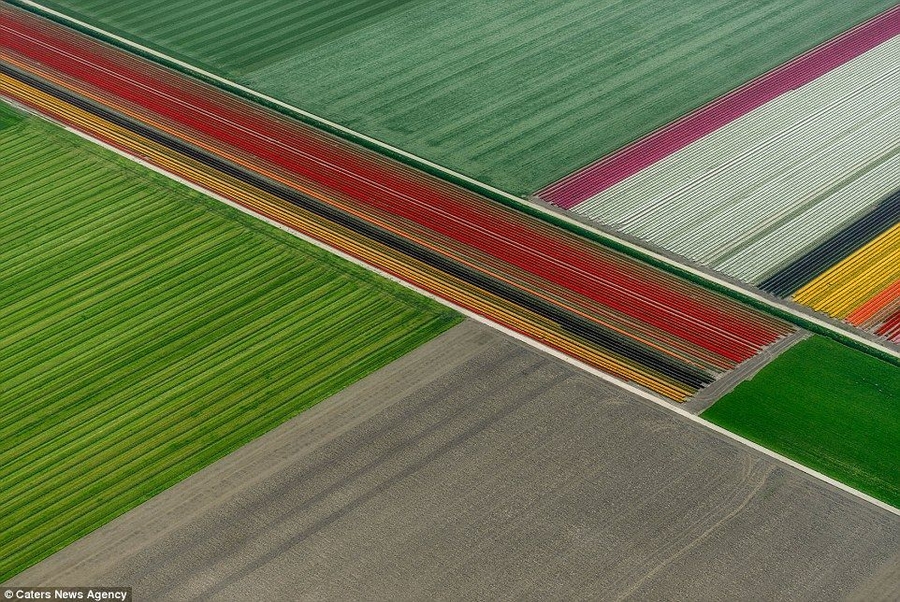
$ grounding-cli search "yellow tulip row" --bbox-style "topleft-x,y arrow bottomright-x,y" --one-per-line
793,221 -> 900,320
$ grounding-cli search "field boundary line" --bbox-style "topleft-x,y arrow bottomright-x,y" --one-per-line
9,94 -> 897,519
7,2 -> 900,361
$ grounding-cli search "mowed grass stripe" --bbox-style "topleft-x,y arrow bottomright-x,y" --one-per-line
0,99 -> 22,129
3,297 -> 429,571
0,238 -> 281,406
0,111 -> 459,581
37,0 -> 417,73
0,259 -> 299,454
208,0 -> 411,71
1,254 -> 322,425
1,190 -> 192,277
0,190 -> 168,276
0,213 -> 224,339
4,197 -> 216,295
0,267 -> 306,492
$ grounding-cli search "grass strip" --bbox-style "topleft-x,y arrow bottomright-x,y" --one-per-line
0,99 -> 23,130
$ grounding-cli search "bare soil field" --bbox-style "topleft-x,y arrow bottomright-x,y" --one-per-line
9,321 -> 900,601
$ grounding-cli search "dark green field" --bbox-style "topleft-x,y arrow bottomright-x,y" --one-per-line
32,0 -> 896,194
703,336 -> 900,508
0,107 -> 459,581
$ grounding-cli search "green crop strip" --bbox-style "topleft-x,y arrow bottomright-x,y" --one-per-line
0,112 -> 460,581
703,336 -> 900,509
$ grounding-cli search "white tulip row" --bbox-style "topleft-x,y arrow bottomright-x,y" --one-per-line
717,154 -> 900,281
572,35 -> 900,284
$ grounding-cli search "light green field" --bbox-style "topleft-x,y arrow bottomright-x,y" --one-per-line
703,336 -> 900,509
0,108 -> 460,581
31,0 -> 898,193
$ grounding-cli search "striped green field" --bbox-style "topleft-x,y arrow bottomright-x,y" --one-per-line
0,107 -> 460,581
30,0 -> 898,193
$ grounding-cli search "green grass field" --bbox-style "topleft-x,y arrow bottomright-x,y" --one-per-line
0,100 -> 22,130
0,108 -> 460,581
32,0 -> 897,193
703,336 -> 900,508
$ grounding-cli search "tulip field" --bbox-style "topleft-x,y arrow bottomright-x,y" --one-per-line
564,35 -> 900,273
548,6 -> 900,344
20,0 -> 895,194
0,108 -> 458,581
0,4 -> 800,402
22,0 -> 900,346
2,0 -> 900,589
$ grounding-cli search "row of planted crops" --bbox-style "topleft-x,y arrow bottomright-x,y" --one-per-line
539,6 -> 900,344
1,0 -> 899,586
0,106 -> 460,582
